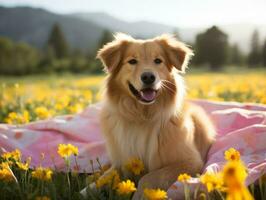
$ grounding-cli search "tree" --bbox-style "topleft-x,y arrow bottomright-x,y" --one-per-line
230,44 -> 244,66
88,29 -> 113,59
262,39 -> 266,67
12,42 -> 40,74
194,26 -> 228,70
248,30 -> 261,67
47,23 -> 69,59
98,30 -> 113,49
0,37 -> 13,73
0,37 -> 40,75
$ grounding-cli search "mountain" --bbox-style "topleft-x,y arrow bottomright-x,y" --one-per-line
70,12 -> 176,38
1,6 -> 266,53
72,12 -> 266,53
0,6 -> 105,52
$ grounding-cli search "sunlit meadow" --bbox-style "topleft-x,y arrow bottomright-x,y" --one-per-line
1,70 -> 266,124
0,70 -> 266,199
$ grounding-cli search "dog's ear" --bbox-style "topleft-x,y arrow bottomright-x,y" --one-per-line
156,34 -> 193,72
97,33 -> 133,73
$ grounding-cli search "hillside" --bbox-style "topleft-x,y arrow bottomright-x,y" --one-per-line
72,12 -> 266,53
1,6 -> 266,53
0,6 -> 104,52
71,12 -> 176,38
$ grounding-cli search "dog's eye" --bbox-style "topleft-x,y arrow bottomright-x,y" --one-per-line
128,59 -> 138,65
154,58 -> 162,64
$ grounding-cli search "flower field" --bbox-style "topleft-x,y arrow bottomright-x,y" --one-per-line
0,70 -> 266,199
0,144 -> 265,200
1,71 -> 265,124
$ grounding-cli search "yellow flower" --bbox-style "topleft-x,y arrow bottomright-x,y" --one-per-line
0,168 -> 14,182
223,161 -> 247,186
261,96 -> 266,104
0,163 -> 14,182
35,196 -> 51,200
16,161 -> 29,171
224,148 -> 241,161
68,103 -> 83,114
0,162 -> 10,169
4,112 -> 17,124
116,179 -> 136,195
57,143 -> 79,158
14,83 -> 19,89
222,161 -> 253,200
200,172 -> 224,192
55,103 -> 64,111
31,167 -> 53,181
96,169 -> 120,189
125,158 -> 144,175
35,106 -> 50,119
144,188 -> 167,200
1,149 -> 21,162
177,173 -> 191,183
22,110 -> 30,123
4,111 -> 30,124
16,157 -> 31,171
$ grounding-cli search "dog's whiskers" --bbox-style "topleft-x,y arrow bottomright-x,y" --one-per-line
161,79 -> 176,87
161,82 -> 175,94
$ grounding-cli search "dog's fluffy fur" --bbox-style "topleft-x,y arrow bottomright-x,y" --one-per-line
97,33 -> 216,198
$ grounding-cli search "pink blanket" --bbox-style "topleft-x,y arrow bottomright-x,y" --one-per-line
0,99 -> 266,198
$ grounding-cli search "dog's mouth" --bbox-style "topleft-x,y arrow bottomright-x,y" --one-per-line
128,82 -> 158,104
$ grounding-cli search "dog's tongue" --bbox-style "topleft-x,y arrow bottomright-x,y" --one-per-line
140,89 -> 156,102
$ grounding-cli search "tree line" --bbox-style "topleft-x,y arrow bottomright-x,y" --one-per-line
0,23 -> 266,75
192,26 -> 266,70
0,23 -> 108,75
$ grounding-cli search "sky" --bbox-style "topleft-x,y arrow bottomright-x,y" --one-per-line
0,0 -> 266,28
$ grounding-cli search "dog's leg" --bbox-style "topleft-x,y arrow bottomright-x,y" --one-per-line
132,157 -> 203,200
190,105 -> 216,161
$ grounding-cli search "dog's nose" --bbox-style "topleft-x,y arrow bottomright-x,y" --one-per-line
141,72 -> 156,85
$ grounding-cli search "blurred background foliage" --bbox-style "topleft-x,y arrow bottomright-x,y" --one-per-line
0,6 -> 266,75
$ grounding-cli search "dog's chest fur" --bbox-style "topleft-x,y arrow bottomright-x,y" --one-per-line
100,104 -> 191,172
101,113 -> 156,169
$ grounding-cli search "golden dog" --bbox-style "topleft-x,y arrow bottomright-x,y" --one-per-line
97,33 -> 216,198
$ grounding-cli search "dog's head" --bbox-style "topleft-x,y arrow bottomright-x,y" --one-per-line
97,33 -> 193,105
